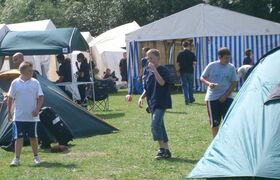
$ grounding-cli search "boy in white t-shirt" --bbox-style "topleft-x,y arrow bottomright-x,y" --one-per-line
7,61 -> 44,166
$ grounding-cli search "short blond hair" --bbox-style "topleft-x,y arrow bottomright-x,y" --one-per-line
19,61 -> 33,73
147,49 -> 160,57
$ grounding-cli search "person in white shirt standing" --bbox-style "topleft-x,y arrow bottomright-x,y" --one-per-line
7,61 -> 44,166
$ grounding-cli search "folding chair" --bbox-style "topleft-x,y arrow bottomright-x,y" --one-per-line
87,80 -> 109,111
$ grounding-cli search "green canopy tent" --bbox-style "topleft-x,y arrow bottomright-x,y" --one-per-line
0,28 -> 119,145
0,28 -> 89,55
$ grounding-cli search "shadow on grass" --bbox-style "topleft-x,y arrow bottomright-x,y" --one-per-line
166,110 -> 188,115
30,162 -> 78,168
166,157 -> 198,164
95,112 -> 125,119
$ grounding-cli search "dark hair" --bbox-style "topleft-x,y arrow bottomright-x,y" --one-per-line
143,47 -> 150,53
182,41 -> 189,48
77,53 -> 85,59
218,47 -> 231,57
56,54 -> 65,60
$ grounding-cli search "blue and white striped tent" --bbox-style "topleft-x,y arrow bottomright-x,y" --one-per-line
126,3 -> 280,94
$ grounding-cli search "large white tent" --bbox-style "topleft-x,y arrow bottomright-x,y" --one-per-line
90,21 -> 140,80
126,3 -> 280,93
1,19 -> 57,80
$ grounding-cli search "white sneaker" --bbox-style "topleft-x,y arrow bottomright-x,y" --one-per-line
10,158 -> 20,166
33,156 -> 41,165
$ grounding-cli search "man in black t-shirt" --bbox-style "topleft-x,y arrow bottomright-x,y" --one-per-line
55,54 -> 72,98
119,52 -> 128,82
177,41 -> 197,104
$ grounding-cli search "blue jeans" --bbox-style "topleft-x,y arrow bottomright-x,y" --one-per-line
180,73 -> 194,103
151,109 -> 168,142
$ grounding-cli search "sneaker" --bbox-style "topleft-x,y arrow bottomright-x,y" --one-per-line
33,156 -> 41,165
190,99 -> 195,103
164,149 -> 172,159
155,148 -> 165,160
10,158 -> 20,166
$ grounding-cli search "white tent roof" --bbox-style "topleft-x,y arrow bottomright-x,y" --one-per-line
89,21 -> 140,81
126,3 -> 280,42
7,19 -> 56,31
81,32 -> 94,43
90,21 -> 140,53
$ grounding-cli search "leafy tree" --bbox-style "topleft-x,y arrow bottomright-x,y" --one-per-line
208,0 -> 280,23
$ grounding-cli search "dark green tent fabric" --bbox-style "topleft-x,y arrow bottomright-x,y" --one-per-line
0,71 -> 118,145
0,28 -> 89,55
188,47 -> 280,179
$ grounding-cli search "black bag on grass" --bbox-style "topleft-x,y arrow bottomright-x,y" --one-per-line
39,107 -> 73,146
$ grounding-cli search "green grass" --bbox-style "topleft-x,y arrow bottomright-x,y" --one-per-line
0,89 -> 212,180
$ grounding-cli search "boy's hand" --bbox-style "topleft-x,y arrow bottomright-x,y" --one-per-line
209,83 -> 218,89
138,98 -> 143,108
219,95 -> 227,103
32,109 -> 39,117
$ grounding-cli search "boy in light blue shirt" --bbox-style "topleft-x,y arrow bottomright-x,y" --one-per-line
200,48 -> 238,138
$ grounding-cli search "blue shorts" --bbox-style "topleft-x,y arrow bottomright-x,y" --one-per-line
12,121 -> 38,139
206,98 -> 233,128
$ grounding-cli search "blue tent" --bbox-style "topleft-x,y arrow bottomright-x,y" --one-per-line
188,47 -> 280,179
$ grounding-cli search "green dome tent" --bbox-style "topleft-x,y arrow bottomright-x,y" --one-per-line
188,47 -> 280,179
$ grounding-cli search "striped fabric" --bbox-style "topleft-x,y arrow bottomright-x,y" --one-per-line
127,41 -> 139,95
127,34 -> 280,93
194,35 -> 280,91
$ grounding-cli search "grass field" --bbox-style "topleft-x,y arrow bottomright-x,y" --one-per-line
0,89 -> 212,180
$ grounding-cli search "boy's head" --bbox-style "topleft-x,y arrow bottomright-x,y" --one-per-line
147,49 -> 160,65
218,48 -> 231,65
12,52 -> 24,68
19,61 -> 33,79
142,47 -> 150,57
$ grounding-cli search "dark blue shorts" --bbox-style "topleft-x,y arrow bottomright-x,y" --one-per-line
12,121 -> 38,139
206,98 -> 233,128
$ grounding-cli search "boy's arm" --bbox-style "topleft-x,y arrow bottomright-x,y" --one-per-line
200,76 -> 217,89
138,90 -> 147,108
32,95 -> 44,117
7,96 -> 13,121
219,81 -> 237,103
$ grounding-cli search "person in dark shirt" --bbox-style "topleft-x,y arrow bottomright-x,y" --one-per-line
243,48 -> 253,65
76,53 -> 90,105
119,52 -> 128,82
177,41 -> 197,104
138,49 -> 172,160
55,54 -> 72,98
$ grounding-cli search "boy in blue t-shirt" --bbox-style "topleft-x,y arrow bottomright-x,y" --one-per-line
138,49 -> 172,160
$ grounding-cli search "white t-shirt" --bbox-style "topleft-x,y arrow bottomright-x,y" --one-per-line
8,77 -> 44,122
201,61 -> 238,101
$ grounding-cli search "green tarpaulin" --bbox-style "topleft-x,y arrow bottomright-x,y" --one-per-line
0,28 -> 89,55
